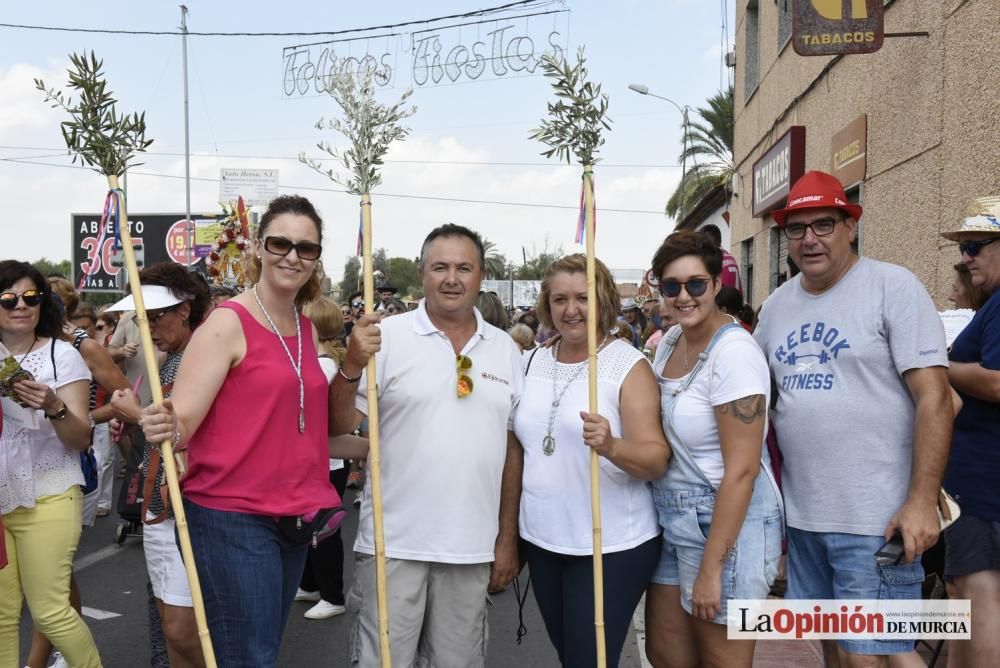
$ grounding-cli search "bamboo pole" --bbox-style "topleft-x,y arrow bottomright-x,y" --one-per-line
109,174 -> 217,667
360,193 -> 392,667
583,166 -> 607,667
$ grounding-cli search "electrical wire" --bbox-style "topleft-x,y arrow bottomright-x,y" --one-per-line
0,156 -> 667,215
0,146 -> 679,168
0,0 -> 555,38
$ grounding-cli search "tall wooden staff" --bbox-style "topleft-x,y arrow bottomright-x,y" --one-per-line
532,46 -> 612,668
301,69 -> 415,668
37,52 -> 217,667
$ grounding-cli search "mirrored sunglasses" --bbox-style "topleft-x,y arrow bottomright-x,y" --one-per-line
263,236 -> 323,261
0,289 -> 44,310
659,279 -> 709,299
456,354 -> 474,399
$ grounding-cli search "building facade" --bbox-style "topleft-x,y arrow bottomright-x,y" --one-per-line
731,0 -> 1000,307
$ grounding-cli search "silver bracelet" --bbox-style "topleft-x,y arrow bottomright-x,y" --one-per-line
338,367 -> 363,383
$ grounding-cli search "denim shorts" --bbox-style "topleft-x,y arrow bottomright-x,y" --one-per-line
651,488 -> 782,625
786,527 -> 924,655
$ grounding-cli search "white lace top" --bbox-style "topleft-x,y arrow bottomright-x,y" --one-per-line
1,339 -> 91,514
512,338 -> 660,555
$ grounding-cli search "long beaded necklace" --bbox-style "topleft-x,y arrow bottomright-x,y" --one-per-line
542,335 -> 608,456
252,286 -> 305,434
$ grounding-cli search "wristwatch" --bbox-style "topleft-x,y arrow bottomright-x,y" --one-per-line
45,402 -> 68,421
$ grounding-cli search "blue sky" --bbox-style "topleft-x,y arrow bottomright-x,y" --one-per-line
1,0 -> 733,281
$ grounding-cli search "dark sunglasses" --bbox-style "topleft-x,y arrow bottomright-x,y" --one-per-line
0,289 -> 44,310
386,307 -> 402,314
784,216 -> 844,240
959,238 -> 999,257
262,236 -> 322,261
351,301 -> 364,309
659,279 -> 710,299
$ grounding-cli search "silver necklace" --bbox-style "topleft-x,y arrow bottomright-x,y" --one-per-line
542,335 -> 607,456
253,286 -> 305,434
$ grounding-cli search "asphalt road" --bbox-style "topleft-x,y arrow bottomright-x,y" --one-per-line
16,483 -> 645,667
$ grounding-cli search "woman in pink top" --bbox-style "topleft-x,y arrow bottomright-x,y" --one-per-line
141,195 -> 363,666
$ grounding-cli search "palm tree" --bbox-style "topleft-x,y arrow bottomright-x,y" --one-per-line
666,85 -> 734,220
481,238 -> 508,279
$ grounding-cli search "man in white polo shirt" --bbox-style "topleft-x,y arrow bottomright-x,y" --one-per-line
330,223 -> 523,667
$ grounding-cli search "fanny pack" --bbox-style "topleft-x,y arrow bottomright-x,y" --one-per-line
276,506 -> 348,547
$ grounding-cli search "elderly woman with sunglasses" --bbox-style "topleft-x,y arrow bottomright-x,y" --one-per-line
644,232 -> 782,668
0,260 -> 102,668
939,197 -> 1000,666
106,262 -> 211,668
138,196 -> 359,666
510,253 -> 670,668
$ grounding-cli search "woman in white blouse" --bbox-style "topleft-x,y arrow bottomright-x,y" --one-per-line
511,254 -> 670,668
0,260 -> 101,668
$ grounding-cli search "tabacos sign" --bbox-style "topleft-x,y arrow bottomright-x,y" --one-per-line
752,126 -> 806,218
793,0 -> 885,56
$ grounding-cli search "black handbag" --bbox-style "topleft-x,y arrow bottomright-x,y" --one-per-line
275,506 -> 347,547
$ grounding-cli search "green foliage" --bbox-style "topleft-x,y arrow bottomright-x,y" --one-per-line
514,242 -> 565,280
481,238 -> 509,279
35,51 -> 153,177
339,256 -> 361,297
531,47 -> 611,166
300,68 -> 416,195
386,256 -> 420,297
31,257 -> 72,279
667,86 -> 734,220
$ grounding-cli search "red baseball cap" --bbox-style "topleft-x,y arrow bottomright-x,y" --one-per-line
771,170 -> 863,226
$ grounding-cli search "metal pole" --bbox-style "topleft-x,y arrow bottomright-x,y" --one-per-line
679,107 -> 689,220
181,4 -> 192,265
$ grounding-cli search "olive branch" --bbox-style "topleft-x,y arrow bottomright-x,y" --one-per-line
299,68 -> 416,195
35,51 -> 153,177
530,47 -> 611,165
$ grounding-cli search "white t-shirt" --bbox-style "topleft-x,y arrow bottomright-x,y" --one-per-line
654,325 -> 770,487
513,339 -> 659,555
1,339 -> 91,514
317,356 -> 345,472
354,301 -> 523,564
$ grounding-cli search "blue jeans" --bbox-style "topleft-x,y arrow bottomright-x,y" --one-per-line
787,527 -> 923,655
183,499 -> 309,667
525,536 -> 661,668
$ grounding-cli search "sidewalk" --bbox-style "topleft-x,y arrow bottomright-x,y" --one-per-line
631,595 -> 825,668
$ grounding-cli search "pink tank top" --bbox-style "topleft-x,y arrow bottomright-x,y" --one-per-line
182,301 -> 339,515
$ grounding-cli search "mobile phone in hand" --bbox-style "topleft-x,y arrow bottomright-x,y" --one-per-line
875,533 -> 906,566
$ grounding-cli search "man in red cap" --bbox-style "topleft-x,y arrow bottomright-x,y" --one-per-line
753,171 -> 952,665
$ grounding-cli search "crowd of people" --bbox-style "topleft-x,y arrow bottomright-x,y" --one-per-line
1,172 -> 998,668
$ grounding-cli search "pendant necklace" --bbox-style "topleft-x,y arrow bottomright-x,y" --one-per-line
253,287 -> 305,433
542,335 -> 608,456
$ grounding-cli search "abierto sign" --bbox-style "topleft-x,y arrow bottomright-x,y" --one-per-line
752,127 -> 806,217
793,0 -> 885,56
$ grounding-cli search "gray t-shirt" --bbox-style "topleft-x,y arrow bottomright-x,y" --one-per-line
754,257 -> 947,535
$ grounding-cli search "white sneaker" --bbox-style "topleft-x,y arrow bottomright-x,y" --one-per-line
294,587 -> 321,602
49,652 -> 68,668
304,600 -> 346,619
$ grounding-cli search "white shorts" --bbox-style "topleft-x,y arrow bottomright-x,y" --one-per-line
81,488 -> 99,527
144,513 -> 192,607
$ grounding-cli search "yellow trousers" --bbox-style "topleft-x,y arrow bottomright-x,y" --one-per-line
0,487 -> 102,668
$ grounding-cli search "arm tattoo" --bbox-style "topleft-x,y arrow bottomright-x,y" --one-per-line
719,395 -> 766,424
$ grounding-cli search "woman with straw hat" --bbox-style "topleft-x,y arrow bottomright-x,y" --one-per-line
939,196 -> 1000,667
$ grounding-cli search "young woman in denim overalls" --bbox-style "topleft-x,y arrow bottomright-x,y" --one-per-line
643,232 -> 783,668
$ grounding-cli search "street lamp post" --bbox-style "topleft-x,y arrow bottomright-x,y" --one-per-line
629,83 -> 691,220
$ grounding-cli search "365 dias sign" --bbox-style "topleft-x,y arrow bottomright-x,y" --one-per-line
793,0 -> 885,56
752,127 -> 806,217
73,213 -> 221,292
282,10 -> 569,97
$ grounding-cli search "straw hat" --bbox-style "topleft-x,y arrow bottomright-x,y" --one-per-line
940,196 -> 1000,241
